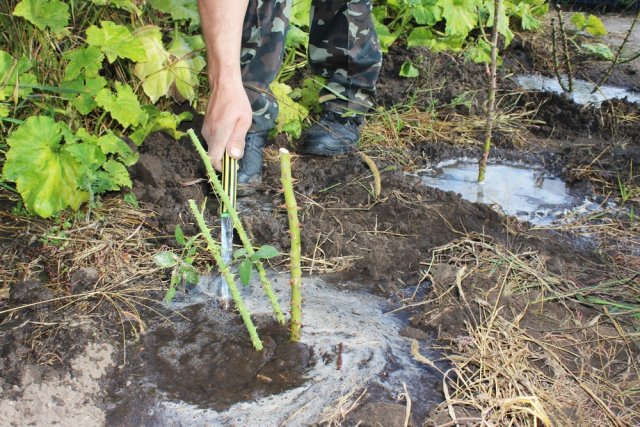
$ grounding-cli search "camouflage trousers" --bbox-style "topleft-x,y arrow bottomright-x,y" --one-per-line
241,0 -> 382,132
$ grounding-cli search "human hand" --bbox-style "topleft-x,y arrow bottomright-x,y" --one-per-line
201,78 -> 252,171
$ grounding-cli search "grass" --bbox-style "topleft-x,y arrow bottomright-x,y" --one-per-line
412,233 -> 639,426
0,195 -> 175,356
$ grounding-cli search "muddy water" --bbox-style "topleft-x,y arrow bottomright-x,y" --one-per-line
516,74 -> 640,105
421,159 -> 602,224
108,273 -> 442,426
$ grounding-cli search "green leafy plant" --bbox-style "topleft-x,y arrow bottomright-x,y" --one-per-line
2,116 -> 137,217
570,12 -> 607,37
400,60 -> 420,78
1,0 -> 201,217
232,245 -> 280,286
153,224 -> 201,303
373,0 -> 548,63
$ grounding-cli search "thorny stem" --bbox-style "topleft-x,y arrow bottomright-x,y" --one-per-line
556,5 -> 574,93
593,8 -> 640,92
478,0 -> 502,182
279,148 -> 303,342
551,18 -> 570,93
188,200 -> 263,350
187,129 -> 286,325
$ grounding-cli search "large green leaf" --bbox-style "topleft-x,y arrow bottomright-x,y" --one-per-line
86,21 -> 147,63
95,82 -> 146,128
166,32 -> 206,102
13,0 -> 69,33
133,27 -> 205,103
412,2 -> 442,26
149,0 -> 199,24
2,116 -> 87,218
438,0 -> 481,38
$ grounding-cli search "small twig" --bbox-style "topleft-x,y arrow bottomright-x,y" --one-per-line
593,8 -> 640,92
360,152 -> 382,199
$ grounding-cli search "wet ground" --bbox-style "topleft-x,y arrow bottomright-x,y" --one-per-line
107,275 -> 441,426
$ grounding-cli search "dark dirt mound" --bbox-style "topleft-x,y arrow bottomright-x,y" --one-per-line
107,305 -> 311,426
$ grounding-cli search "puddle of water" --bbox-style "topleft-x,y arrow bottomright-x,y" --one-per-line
516,74 -> 640,105
110,273 -> 442,426
421,159 -> 601,225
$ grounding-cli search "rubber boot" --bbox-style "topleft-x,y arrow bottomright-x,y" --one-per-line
237,131 -> 268,196
298,111 -> 364,156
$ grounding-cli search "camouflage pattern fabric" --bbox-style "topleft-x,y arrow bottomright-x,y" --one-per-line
240,0 -> 382,132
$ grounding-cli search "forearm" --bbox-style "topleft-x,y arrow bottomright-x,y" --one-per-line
197,0 -> 249,85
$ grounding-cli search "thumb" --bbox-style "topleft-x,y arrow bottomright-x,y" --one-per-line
226,118 -> 252,159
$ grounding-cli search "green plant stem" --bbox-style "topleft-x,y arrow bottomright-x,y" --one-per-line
187,129 -> 285,325
593,8 -> 640,92
478,0 -> 502,183
188,200 -> 263,350
279,148 -> 302,342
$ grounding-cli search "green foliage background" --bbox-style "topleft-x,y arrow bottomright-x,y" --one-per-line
0,0 -> 549,218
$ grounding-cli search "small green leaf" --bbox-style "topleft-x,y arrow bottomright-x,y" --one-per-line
585,14 -> 607,37
238,258 -> 253,286
153,251 -> 179,268
0,51 -> 37,102
581,43 -> 613,60
164,286 -> 176,303
270,81 -> 308,138
13,0 -> 69,33
123,192 -> 138,208
129,105 -> 191,145
251,245 -> 280,261
175,224 -> 186,245
286,25 -> 309,49
102,159 -> 131,188
95,82 -> 146,129
149,0 -> 199,24
63,46 -> 104,81
233,248 -> 247,259
185,234 -> 198,248
372,16 -> 396,53
399,61 -> 419,78
86,21 -> 146,63
181,265 -> 199,284
570,12 -> 587,30
63,75 -> 107,115
133,27 -> 205,103
98,132 -> 138,166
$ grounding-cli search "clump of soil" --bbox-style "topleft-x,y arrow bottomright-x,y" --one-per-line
107,304 -> 311,425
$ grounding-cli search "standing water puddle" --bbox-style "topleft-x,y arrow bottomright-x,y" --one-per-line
421,159 -> 602,224
516,74 -> 640,105
108,273 -> 441,426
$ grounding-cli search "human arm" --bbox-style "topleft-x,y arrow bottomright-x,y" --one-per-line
197,0 -> 252,171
